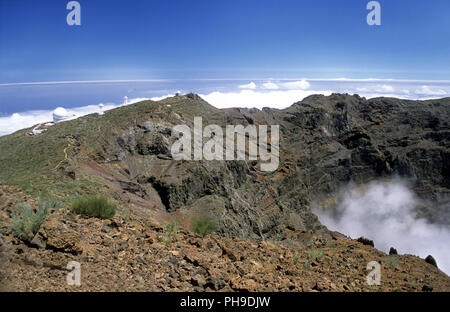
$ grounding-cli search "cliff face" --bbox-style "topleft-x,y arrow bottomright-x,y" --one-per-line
274,94 -> 449,225
0,93 -> 449,291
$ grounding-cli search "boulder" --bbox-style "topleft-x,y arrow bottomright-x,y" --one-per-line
36,215 -> 82,255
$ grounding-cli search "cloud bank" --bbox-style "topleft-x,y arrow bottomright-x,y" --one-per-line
415,85 -> 447,96
238,81 -> 256,89
315,180 -> 450,275
261,82 -> 279,90
1,78 -> 449,136
199,89 -> 333,109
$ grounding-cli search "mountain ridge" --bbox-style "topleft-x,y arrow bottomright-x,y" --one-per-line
0,93 -> 449,291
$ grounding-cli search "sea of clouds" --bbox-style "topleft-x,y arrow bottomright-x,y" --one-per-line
1,78 -> 449,136
315,180 -> 450,275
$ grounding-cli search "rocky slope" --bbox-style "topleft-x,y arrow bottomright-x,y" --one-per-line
1,184 -> 449,292
0,93 -> 449,291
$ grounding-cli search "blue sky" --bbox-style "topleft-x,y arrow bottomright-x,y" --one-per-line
1,0 -> 450,83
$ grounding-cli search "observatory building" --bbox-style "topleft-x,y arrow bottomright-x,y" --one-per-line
98,103 -> 104,115
52,107 -> 75,123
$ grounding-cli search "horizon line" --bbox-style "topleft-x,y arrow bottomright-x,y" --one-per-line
2,78 -> 450,87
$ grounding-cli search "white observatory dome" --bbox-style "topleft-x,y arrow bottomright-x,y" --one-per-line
53,107 -> 74,123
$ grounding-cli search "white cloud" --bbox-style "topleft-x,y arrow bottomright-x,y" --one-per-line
261,82 -> 279,90
353,92 -> 411,100
377,84 -> 395,93
199,89 -> 333,109
0,111 -> 53,136
415,85 -> 447,96
238,81 -> 256,89
356,84 -> 395,93
281,79 -> 310,90
259,80 -> 310,90
315,180 -> 450,275
128,97 -> 151,104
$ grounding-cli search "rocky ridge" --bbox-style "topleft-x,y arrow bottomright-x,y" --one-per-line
0,93 -> 449,291
1,184 -> 449,292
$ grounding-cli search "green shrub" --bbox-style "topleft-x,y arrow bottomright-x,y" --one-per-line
385,255 -> 399,268
309,247 -> 324,260
191,216 -> 217,237
71,196 -> 116,219
161,220 -> 179,244
164,220 -> 179,234
39,196 -> 63,211
10,198 -> 54,240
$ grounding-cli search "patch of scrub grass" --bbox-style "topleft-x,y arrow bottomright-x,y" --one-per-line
164,220 -> 179,234
191,216 -> 217,237
309,247 -> 324,260
161,220 -> 179,244
161,233 -> 172,245
385,255 -> 399,269
120,208 -> 132,222
38,196 -> 63,211
10,197 -> 59,241
303,259 -> 311,270
71,195 -> 116,219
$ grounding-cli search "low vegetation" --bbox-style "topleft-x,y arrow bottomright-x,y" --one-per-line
70,195 -> 116,219
164,220 -> 179,234
161,220 -> 180,244
303,259 -> 311,270
191,216 -> 217,237
11,197 -> 61,241
309,247 -> 324,260
325,240 -> 337,248
300,247 -> 324,270
119,208 -> 132,222
385,255 -> 399,268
